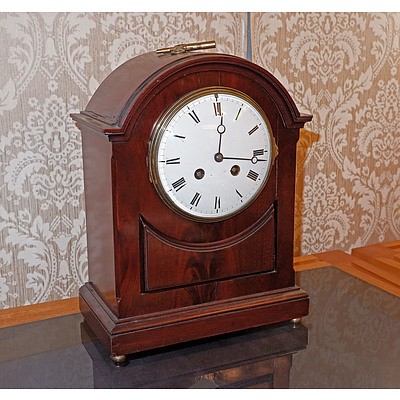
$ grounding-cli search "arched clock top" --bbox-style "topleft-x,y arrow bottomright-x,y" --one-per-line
71,52 -> 311,139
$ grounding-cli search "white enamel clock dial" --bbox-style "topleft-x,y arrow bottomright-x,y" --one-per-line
149,87 -> 277,222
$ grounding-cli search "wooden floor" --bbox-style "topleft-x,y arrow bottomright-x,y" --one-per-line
1,240 -> 400,329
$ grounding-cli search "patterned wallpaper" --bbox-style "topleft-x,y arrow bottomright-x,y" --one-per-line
0,12 -> 399,309
251,13 -> 400,256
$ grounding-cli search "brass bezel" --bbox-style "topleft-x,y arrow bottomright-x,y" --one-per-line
148,86 -> 278,223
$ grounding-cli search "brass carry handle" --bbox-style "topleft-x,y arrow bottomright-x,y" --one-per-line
156,40 -> 216,55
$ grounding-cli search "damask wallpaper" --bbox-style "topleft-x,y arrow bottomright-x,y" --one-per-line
0,12 -> 247,309
251,13 -> 400,256
0,12 -> 399,309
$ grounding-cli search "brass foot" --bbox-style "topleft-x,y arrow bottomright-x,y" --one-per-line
291,317 -> 302,327
110,354 -> 128,367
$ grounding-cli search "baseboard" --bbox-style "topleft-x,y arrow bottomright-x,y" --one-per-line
0,297 -> 79,329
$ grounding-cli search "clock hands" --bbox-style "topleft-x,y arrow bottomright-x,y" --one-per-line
213,114 -> 266,165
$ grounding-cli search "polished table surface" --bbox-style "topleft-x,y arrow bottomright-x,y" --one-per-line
1,267 -> 400,389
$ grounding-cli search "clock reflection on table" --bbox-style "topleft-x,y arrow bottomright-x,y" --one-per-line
80,319 -> 308,389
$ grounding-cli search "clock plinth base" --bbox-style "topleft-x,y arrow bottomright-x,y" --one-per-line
79,282 -> 309,358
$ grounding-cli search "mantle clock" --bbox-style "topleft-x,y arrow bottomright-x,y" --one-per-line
72,42 -> 312,364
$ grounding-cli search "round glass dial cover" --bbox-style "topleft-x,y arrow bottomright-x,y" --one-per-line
149,87 -> 276,222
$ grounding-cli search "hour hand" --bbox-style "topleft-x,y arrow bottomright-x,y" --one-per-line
223,154 -> 267,164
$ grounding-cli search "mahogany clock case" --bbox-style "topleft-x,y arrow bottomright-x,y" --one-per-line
71,51 -> 312,358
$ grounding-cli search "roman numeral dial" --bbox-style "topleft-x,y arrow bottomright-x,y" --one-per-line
149,87 -> 276,222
